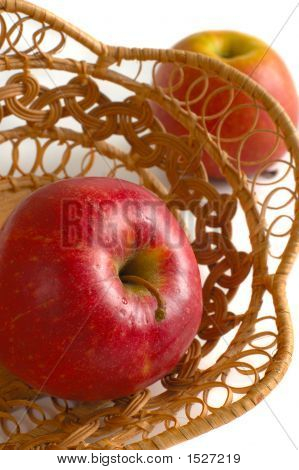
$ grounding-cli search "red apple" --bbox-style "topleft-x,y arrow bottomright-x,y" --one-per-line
0,177 -> 202,401
152,30 -> 299,178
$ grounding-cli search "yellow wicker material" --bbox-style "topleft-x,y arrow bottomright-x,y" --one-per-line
0,0 -> 298,450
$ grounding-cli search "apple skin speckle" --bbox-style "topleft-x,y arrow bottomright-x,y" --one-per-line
0,177 -> 202,401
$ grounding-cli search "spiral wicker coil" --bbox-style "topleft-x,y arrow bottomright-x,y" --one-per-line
0,0 -> 298,450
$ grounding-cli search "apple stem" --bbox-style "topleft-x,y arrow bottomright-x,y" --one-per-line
120,274 -> 166,321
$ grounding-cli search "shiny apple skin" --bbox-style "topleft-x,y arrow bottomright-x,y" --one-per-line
152,30 -> 299,178
0,177 -> 202,401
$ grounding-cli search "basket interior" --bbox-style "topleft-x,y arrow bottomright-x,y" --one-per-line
0,1 -> 297,449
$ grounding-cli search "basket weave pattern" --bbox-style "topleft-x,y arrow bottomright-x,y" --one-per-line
0,0 -> 298,450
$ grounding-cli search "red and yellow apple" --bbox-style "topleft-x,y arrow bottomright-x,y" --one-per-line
152,30 -> 298,178
0,177 -> 202,401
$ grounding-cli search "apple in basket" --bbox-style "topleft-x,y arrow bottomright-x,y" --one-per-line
0,177 -> 202,401
152,30 -> 299,179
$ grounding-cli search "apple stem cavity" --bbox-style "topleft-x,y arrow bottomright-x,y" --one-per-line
120,274 -> 166,321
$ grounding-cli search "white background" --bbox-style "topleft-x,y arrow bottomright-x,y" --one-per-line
1,0 -> 299,467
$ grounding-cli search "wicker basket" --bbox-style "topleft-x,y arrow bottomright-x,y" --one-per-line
0,0 -> 298,450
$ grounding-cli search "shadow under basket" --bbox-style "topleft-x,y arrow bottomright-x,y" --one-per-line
0,0 -> 298,450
